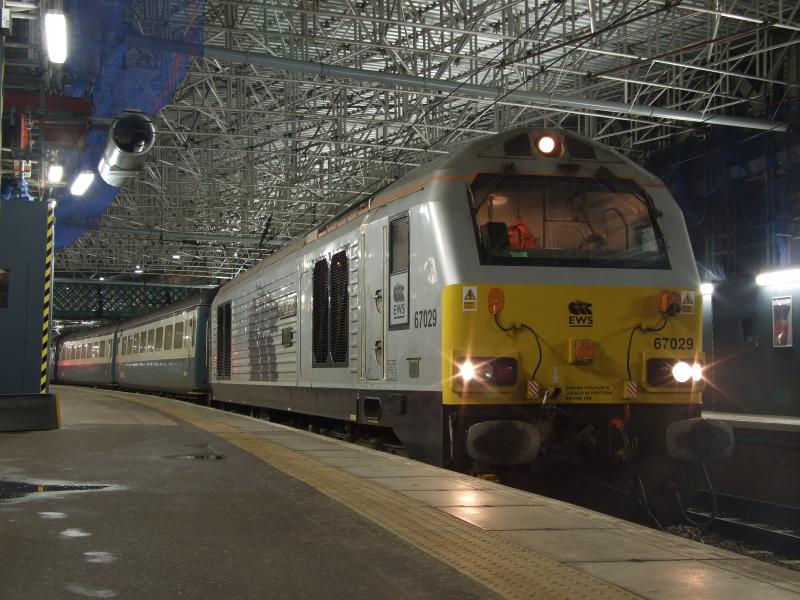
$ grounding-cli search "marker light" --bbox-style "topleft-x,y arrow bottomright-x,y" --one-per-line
755,268 -> 800,287
47,164 -> 63,183
537,135 -> 556,155
700,282 -> 714,296
459,360 -> 476,382
70,171 -> 95,196
44,12 -> 68,64
672,361 -> 692,383
691,363 -> 703,382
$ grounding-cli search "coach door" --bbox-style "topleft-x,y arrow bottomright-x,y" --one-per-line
362,220 -> 385,380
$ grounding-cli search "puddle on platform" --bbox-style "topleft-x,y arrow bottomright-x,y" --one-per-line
164,453 -> 224,461
0,480 -> 109,502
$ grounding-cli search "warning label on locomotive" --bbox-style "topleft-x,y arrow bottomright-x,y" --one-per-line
563,384 -> 613,402
462,286 -> 478,311
680,291 -> 695,314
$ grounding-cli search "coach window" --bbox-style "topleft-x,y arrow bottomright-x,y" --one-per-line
133,333 -> 140,354
100,340 -> 106,357
188,318 -> 195,347
121,336 -> 128,356
146,329 -> 154,353
389,215 -> 410,328
0,268 -> 8,308
174,321 -> 184,350
155,327 -> 164,351
164,324 -> 173,351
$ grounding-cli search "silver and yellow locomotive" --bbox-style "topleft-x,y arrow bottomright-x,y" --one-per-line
208,127 -> 732,504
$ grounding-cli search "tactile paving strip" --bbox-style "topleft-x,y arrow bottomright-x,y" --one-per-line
114,391 -> 642,600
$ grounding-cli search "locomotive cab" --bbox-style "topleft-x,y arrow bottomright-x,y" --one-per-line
428,129 -> 733,514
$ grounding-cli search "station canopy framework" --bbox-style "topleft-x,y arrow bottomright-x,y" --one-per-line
42,0 -> 800,281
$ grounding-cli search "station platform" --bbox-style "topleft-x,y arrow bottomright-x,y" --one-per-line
2,388 -> 799,600
704,410 -> 800,433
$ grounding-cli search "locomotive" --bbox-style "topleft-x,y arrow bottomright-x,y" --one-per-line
56,128 -> 734,514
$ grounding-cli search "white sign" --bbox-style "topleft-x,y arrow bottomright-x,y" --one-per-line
772,296 -> 792,348
389,272 -> 409,327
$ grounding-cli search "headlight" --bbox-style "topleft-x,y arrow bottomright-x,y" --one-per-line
534,133 -> 561,157
672,361 -> 692,383
459,360 -> 476,382
455,357 -> 517,389
647,358 -> 704,387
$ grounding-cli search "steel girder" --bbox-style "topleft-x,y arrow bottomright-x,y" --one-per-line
55,0 -> 800,281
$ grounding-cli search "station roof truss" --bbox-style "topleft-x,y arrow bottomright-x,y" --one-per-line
49,0 -> 800,281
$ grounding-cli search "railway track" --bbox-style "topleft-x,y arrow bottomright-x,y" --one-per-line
686,491 -> 800,557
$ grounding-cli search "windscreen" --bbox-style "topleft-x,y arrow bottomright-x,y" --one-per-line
471,174 -> 669,269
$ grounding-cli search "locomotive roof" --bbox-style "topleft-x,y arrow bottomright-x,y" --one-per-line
219,127 -> 645,294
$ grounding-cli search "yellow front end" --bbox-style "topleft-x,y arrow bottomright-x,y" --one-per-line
442,283 -> 704,407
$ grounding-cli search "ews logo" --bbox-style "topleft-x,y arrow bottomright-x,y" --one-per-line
568,300 -> 594,327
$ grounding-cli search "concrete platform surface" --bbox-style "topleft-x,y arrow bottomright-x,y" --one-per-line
0,386 -> 797,600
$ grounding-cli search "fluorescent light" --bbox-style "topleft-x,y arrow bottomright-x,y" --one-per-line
47,164 -> 63,183
44,12 -> 68,64
134,269 -> 143,274
70,171 -> 94,196
755,268 -> 800,287
700,282 -> 714,296
172,254 -> 180,260
99,277 -> 105,281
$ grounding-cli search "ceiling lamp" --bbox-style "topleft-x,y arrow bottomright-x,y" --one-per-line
70,171 -> 95,196
47,164 -> 63,183
755,268 -> 800,287
44,12 -> 68,64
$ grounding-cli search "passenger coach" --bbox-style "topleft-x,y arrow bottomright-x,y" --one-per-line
115,292 -> 213,394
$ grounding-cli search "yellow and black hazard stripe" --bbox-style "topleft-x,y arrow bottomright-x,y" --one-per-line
41,206 -> 54,393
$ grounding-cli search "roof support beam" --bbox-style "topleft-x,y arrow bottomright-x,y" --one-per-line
128,32 -> 789,132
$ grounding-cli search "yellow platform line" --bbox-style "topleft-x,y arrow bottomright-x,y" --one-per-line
115,392 -> 641,600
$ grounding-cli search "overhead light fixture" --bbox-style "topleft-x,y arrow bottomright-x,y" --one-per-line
700,282 -> 714,296
70,171 -> 94,196
134,269 -> 143,274
755,268 -> 800,287
44,12 -> 68,64
99,277 -> 105,281
47,164 -> 63,183
172,254 -> 180,260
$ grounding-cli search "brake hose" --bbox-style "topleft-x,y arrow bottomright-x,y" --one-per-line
625,316 -> 669,380
673,462 -> 719,528
493,313 -> 543,381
